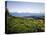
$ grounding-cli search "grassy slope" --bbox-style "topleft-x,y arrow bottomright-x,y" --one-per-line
7,16 -> 45,33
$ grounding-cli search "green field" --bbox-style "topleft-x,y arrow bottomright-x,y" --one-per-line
7,16 -> 45,33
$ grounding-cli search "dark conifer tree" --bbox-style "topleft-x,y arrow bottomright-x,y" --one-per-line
5,8 -> 9,16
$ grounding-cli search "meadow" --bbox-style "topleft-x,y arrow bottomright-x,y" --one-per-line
7,16 -> 45,33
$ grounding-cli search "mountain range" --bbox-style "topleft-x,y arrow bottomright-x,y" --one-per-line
9,12 -> 44,17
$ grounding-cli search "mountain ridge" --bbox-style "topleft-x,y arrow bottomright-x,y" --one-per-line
9,12 -> 44,17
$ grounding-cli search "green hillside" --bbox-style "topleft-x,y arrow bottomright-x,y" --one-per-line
7,16 -> 45,33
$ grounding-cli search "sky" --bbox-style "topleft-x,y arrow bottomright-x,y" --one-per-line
7,1 -> 44,13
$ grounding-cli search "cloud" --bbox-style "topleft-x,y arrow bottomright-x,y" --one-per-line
7,1 -> 44,14
8,7 -> 44,13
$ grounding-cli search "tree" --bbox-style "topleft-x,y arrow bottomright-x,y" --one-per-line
5,8 -> 9,16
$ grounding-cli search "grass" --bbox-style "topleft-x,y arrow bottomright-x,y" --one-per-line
7,16 -> 45,33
